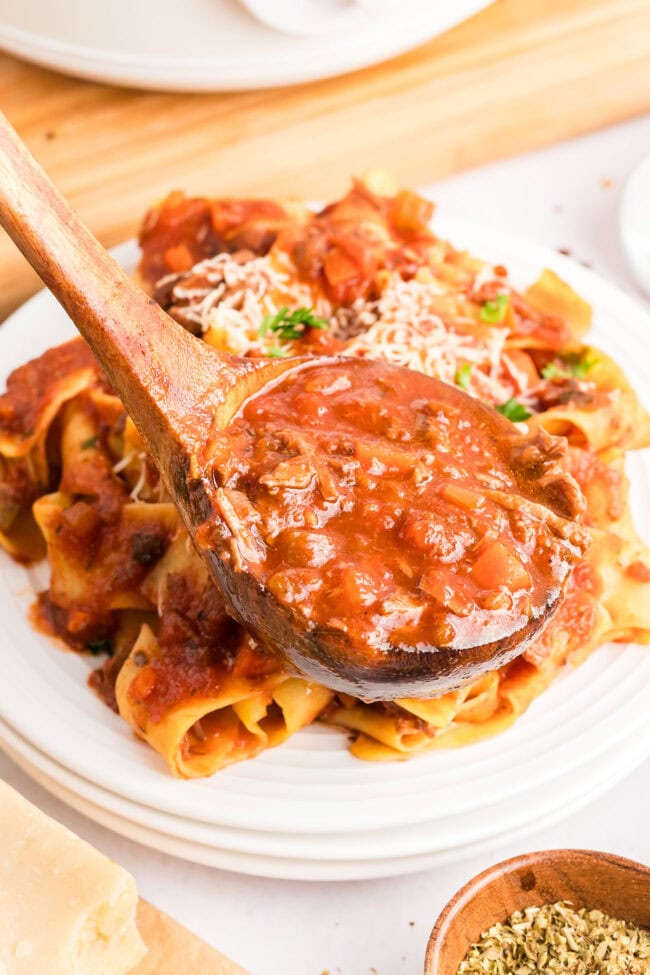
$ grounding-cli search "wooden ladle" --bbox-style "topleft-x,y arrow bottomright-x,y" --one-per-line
0,112 -> 581,699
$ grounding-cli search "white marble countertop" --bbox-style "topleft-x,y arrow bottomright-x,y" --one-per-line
2,113 -> 650,975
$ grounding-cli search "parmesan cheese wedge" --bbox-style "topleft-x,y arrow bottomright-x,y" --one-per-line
0,781 -> 147,975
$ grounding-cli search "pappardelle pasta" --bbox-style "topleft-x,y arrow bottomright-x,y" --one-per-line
1,172 -> 649,778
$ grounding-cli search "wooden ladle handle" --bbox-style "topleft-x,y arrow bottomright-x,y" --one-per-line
0,111 -> 226,463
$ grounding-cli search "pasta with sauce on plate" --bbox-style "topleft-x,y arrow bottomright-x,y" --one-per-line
1,172 -> 649,778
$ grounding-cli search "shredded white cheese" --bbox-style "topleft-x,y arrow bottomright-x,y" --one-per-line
113,450 -> 149,501
157,254 -> 521,404
159,253 -> 325,356
128,452 -> 148,502
112,450 -> 136,475
342,278 -> 514,403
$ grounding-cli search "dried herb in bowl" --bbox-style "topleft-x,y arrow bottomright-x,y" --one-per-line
457,900 -> 650,974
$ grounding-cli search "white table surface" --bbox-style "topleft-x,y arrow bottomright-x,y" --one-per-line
2,113 -> 650,975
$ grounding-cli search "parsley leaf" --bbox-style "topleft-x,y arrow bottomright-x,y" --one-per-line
455,364 -> 472,390
569,351 -> 599,379
479,293 -> 509,324
267,346 -> 290,358
259,306 -> 329,341
80,436 -> 98,450
496,398 -> 532,422
541,351 -> 598,381
541,361 -> 566,380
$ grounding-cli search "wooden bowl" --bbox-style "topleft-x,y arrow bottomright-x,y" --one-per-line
425,849 -> 650,975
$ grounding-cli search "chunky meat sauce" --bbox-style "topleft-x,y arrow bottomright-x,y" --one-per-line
202,358 -> 588,662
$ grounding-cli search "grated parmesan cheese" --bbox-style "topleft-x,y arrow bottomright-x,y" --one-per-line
113,449 -> 149,501
156,255 -> 523,404
112,450 -> 136,475
342,277 -> 514,403
159,252 -> 326,356
129,452 -> 148,502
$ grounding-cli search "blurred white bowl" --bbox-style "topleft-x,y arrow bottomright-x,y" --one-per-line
0,0 -> 491,91
239,0 -> 434,37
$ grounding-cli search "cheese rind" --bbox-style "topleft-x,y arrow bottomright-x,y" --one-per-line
0,781 -> 146,975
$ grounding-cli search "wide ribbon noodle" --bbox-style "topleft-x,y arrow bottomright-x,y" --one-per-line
1,172 -> 649,777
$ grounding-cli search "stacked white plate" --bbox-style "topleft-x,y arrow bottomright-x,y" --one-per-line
1,217 -> 650,880
0,0 -> 491,91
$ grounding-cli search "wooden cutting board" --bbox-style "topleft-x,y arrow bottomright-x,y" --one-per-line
133,901 -> 249,975
1,0 -> 649,320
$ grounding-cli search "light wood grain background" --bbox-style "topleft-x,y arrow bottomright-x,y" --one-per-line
1,0 -> 650,319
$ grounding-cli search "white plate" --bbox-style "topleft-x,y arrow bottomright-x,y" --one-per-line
1,217 -> 650,859
0,0 -> 490,92
3,710 -> 650,867
619,154 -> 650,299
4,716 -> 648,880
238,0 -> 442,39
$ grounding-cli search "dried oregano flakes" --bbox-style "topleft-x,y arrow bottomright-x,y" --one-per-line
458,901 -> 650,974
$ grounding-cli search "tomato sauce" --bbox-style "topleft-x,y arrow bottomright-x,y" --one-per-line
202,358 -> 589,666
139,193 -> 293,289
0,338 -> 97,441
288,183 -> 437,306
120,573 -> 281,723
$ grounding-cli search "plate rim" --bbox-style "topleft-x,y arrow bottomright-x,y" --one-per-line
4,717 -> 647,881
3,713 -> 650,863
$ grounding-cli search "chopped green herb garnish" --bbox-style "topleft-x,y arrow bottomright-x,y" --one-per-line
267,346 -> 290,358
569,351 -> 599,378
455,364 -> 472,390
80,436 -> 98,450
496,398 -> 532,422
541,350 -> 599,380
259,306 -> 329,341
541,361 -> 565,380
85,638 -> 114,656
479,293 -> 509,324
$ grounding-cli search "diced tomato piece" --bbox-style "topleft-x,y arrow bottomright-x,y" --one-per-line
323,247 -> 359,286
391,190 -> 434,233
471,541 -> 530,590
130,667 -> 157,702
163,243 -> 195,273
505,349 -> 541,388
62,501 -> 101,538
626,560 -> 650,583
440,484 -> 484,511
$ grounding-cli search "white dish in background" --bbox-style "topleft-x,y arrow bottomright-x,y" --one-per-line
237,0 -> 372,37
238,0 -> 434,38
0,0 -> 490,92
619,154 -> 650,299
0,216 -> 649,877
